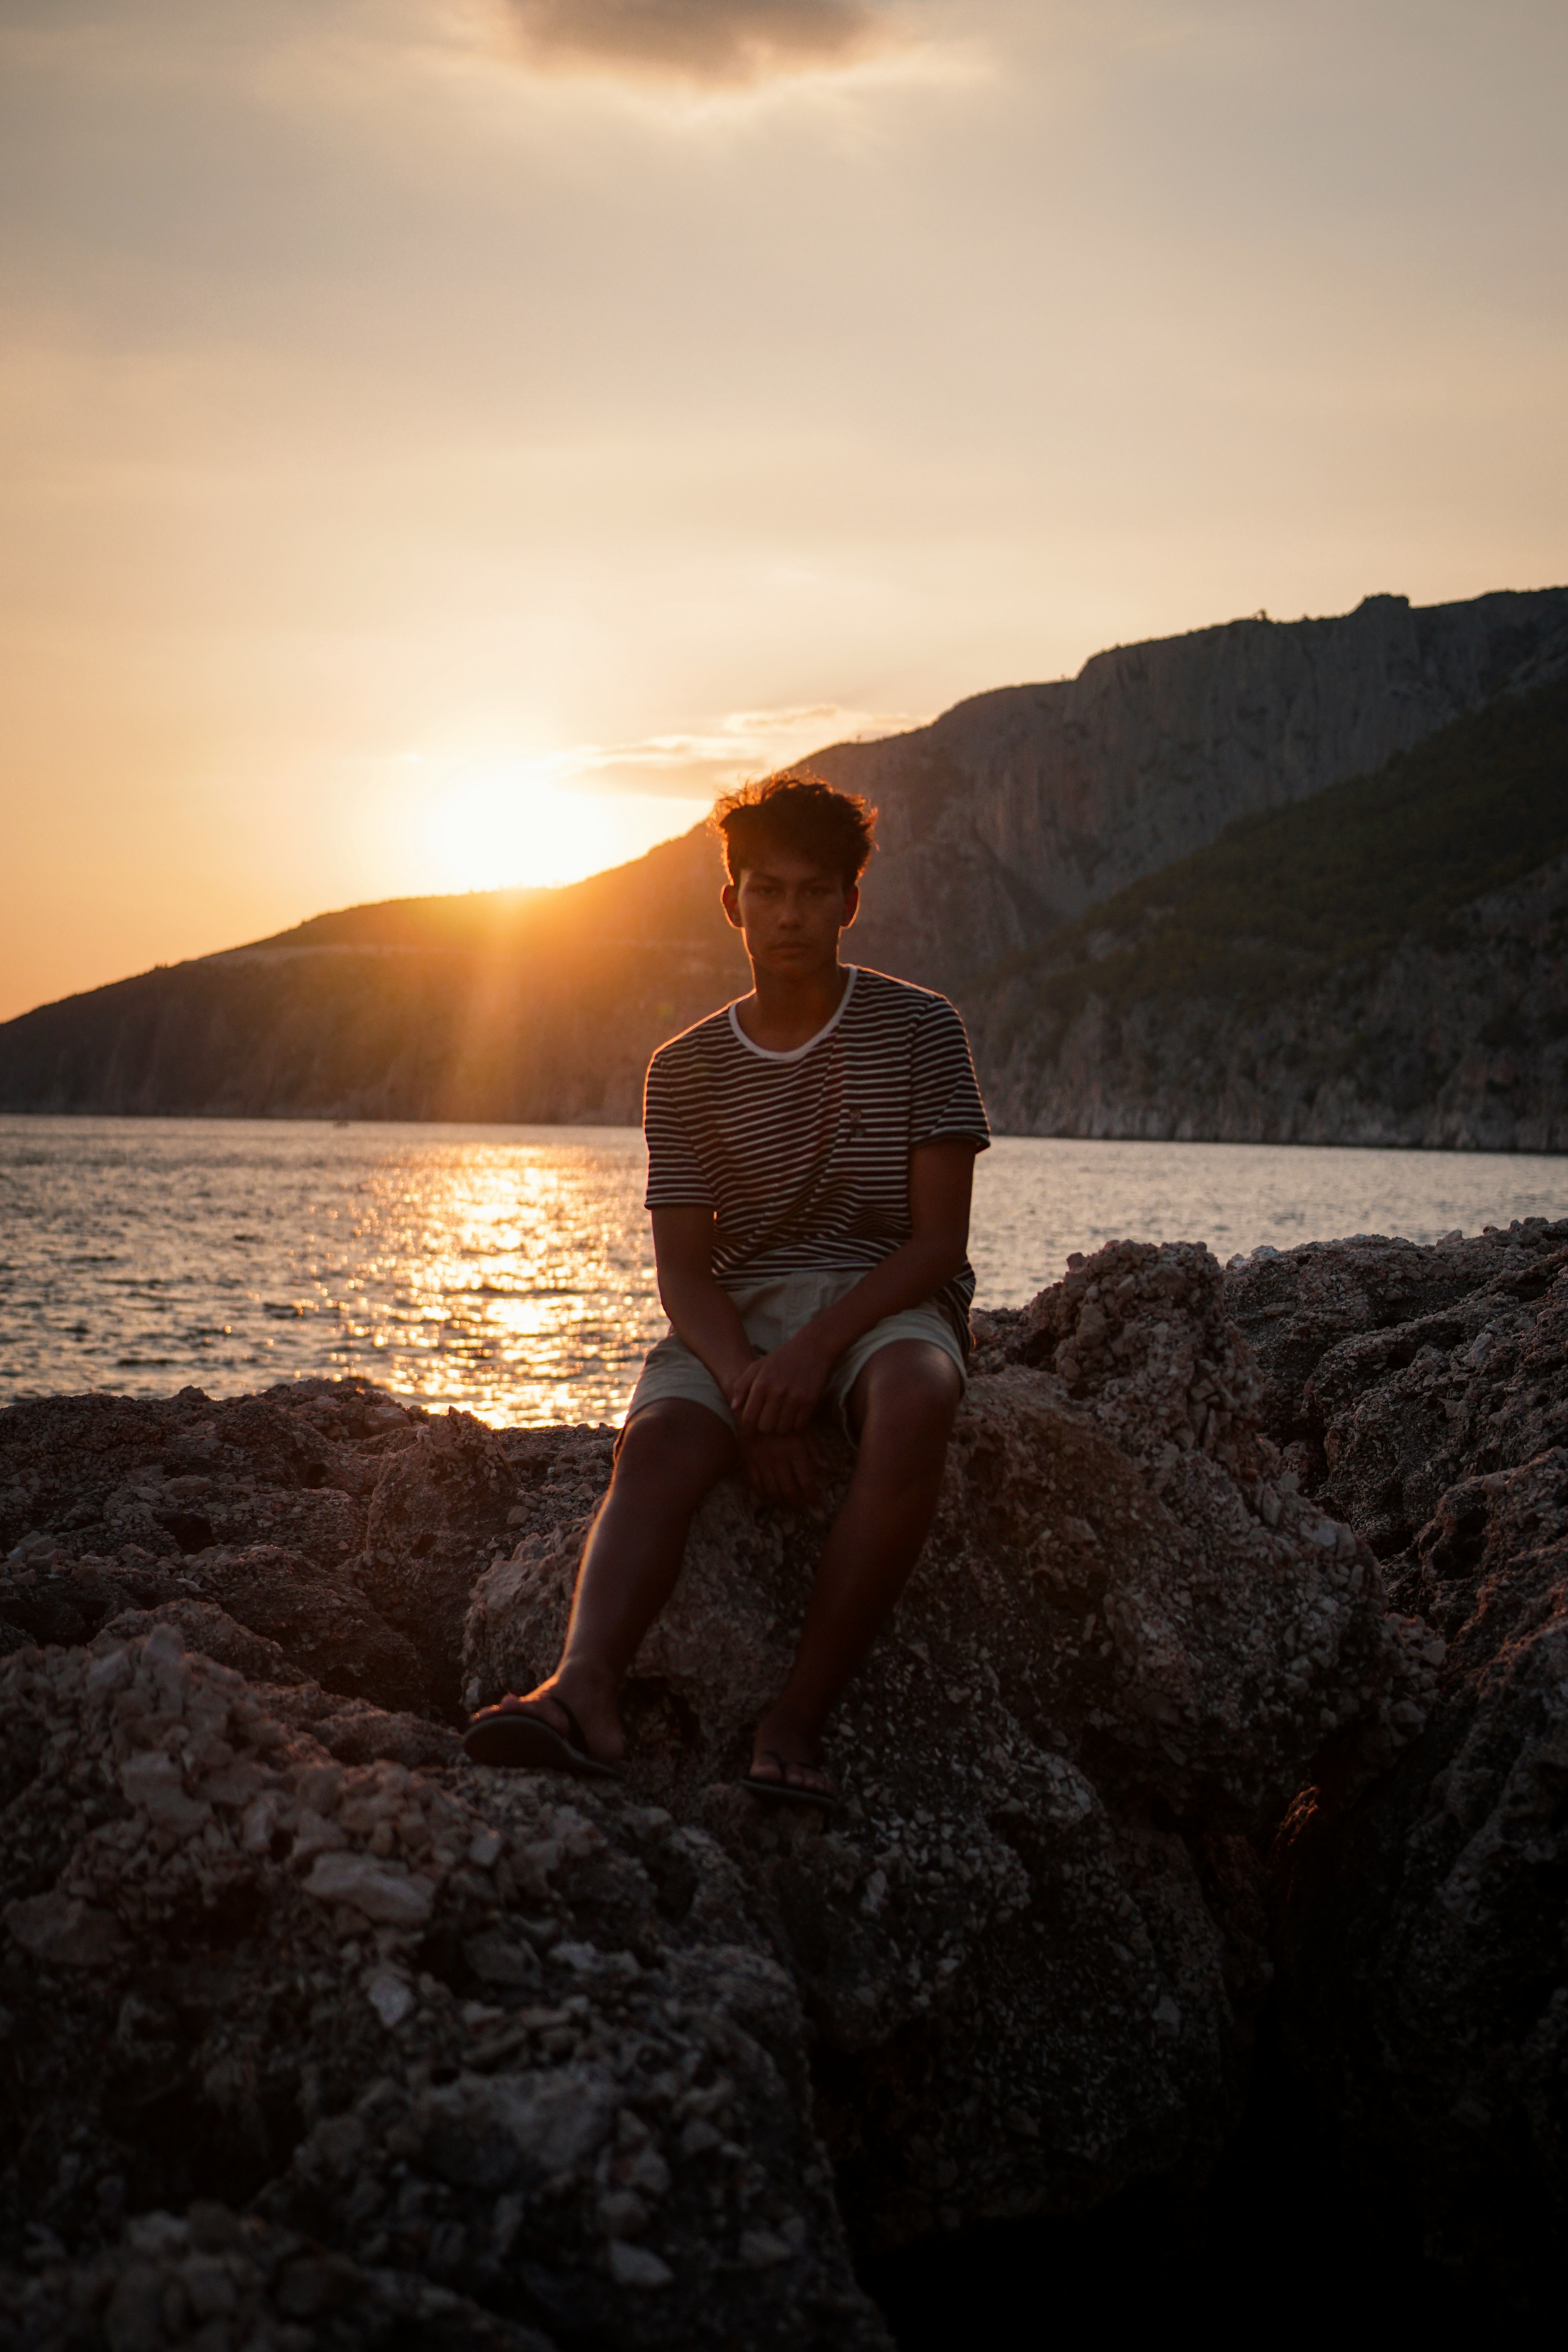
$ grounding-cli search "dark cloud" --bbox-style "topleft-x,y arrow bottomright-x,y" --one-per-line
501,0 -> 891,86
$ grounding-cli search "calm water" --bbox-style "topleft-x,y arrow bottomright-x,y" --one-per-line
3,1116 -> 1567,1428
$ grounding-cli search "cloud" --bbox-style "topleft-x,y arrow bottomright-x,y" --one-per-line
498,0 -> 893,87
546,701 -> 925,795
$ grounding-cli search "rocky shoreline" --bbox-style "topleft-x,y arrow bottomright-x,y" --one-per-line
2,1221 -> 1565,2344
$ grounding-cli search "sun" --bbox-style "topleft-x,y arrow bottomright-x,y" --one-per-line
422,767 -> 620,893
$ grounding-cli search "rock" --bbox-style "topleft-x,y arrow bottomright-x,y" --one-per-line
359,1413 -> 533,1715
608,2241 -> 673,2288
0,1383 -> 398,1564
1227,1224 -> 1568,2302
3,1890 -> 126,1970
1228,1219 -> 1568,1552
179,1543 -> 429,1713
302,1850 -> 436,1927
0,2209 -> 563,2349
0,1233 -> 1486,2333
0,1624 -> 890,2349
465,1240 -> 1425,2250
0,1383 -> 428,1715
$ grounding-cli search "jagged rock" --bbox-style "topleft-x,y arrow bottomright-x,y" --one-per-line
0,1240 -> 1468,2334
176,1544 -> 428,1713
0,1385 -> 428,1717
1226,1222 -> 1568,2300
1227,1218 -> 1568,1552
0,2205 -> 563,2352
0,1623 -> 889,2350
359,1416 -> 543,1717
0,1385 -> 405,1562
465,1240 -> 1429,2249
87,1598 -> 464,1771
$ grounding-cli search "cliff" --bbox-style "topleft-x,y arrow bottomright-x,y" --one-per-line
967,677 -> 1568,1147
2,584 -> 1565,1127
814,583 -> 1568,991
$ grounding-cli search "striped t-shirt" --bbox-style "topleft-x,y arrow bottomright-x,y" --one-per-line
643,964 -> 991,1343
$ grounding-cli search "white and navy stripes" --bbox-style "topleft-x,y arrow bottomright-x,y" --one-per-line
643,965 -> 991,1344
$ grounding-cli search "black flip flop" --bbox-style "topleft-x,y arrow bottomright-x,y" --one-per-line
741,1751 -> 840,1815
462,1695 -> 626,1782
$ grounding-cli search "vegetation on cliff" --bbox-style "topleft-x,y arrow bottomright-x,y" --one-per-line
969,678 -> 1568,1149
982,675 -> 1568,1027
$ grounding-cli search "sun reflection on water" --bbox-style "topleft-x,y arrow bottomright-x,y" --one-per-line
6,1119 -> 1568,1429
0,1121 -> 662,1427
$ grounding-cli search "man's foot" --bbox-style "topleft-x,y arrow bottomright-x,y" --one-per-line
742,1742 -> 839,1814
463,1679 -> 626,1780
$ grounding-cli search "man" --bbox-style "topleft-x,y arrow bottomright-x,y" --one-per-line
463,773 -> 990,1808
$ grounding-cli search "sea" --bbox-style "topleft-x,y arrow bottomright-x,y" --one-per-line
4,1114 -> 1568,1429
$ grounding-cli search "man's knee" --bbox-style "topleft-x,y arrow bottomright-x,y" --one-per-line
851,1342 -> 962,1451
612,1401 -> 734,1496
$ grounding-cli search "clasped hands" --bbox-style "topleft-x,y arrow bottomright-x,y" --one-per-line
726,1327 -> 834,1508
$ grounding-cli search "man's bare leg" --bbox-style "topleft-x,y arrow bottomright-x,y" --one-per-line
481,1399 -> 735,1765
749,1339 -> 961,1798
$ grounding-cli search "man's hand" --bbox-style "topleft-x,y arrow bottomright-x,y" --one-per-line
729,1327 -> 834,1434
738,1426 -> 821,1508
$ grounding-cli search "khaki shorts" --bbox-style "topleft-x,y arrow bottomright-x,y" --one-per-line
624,1269 -> 967,1439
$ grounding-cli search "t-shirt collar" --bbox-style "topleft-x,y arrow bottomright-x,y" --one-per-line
727,964 -> 858,1063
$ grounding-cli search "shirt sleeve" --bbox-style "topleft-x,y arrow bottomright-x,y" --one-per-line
910,998 -> 991,1152
643,1048 -> 715,1209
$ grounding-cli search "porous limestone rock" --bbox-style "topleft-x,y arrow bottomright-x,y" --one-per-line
1227,1221 -> 1568,2300
0,2205 -> 561,2352
0,1622 -> 889,2351
359,1418 -> 614,1719
0,1384 -> 421,1706
1227,1217 -> 1568,1553
464,1240 -> 1431,2249
0,1237 -> 1470,2335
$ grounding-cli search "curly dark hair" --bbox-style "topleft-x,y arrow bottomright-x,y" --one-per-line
711,771 -> 877,889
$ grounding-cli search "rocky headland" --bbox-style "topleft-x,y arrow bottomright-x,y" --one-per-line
3,584 -> 1564,1138
3,1221 -> 1566,2343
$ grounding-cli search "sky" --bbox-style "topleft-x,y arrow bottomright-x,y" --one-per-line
2,0 -> 1565,1020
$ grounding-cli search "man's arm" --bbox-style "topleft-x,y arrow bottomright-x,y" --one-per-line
650,1205 -> 756,1392
728,1139 -> 978,1436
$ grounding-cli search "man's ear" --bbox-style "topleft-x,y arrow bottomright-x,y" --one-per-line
840,883 -> 860,930
721,879 -> 743,931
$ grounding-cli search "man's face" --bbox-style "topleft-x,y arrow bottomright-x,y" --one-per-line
722,848 -> 858,978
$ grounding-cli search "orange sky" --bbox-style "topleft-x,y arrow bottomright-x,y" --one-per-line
2,0 -> 1565,1020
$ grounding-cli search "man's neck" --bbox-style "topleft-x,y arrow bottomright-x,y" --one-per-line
734,960 -> 851,1053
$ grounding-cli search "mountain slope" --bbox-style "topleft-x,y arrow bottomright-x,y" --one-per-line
814,584 -> 1568,990
0,833 -> 750,1123
2,584 -> 1565,1127
966,677 -> 1568,1148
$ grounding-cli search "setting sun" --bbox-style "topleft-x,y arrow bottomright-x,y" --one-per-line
419,766 -> 704,893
